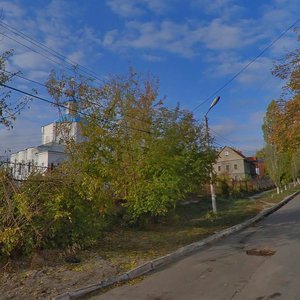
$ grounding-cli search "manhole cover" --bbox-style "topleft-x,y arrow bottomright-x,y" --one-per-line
246,248 -> 276,256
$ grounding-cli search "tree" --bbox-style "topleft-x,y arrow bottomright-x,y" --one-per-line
262,32 -> 300,191
46,69 -> 215,222
0,50 -> 30,128
264,144 -> 291,193
272,32 -> 300,95
262,100 -> 286,150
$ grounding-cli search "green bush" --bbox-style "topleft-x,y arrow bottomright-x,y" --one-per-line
0,170 -> 109,258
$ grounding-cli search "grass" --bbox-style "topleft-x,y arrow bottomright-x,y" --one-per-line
97,186 -> 300,272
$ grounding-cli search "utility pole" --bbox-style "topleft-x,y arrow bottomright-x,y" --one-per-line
204,96 -> 220,213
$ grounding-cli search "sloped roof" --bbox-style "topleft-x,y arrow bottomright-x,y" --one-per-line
219,146 -> 246,158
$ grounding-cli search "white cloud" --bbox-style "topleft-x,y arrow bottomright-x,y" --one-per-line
102,0 -> 300,67
67,50 -> 84,65
0,1 -> 24,18
269,34 -> 299,56
192,0 -> 242,19
142,54 -> 164,62
196,19 -> 246,50
27,70 -> 50,81
11,51 -> 49,70
102,20 -> 196,57
106,0 -> 144,17
0,0 -> 104,84
205,51 -> 278,86
250,111 -> 265,124
211,119 -> 239,137
101,17 -> 261,57
106,0 -> 175,17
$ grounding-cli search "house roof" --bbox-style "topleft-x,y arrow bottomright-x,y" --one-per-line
37,142 -> 65,153
219,146 -> 246,159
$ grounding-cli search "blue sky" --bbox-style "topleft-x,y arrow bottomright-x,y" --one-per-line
0,0 -> 299,157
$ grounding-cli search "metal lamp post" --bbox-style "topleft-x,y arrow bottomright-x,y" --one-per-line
204,96 -> 220,213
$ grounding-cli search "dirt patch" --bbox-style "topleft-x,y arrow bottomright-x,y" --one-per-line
246,248 -> 276,256
0,250 -> 121,300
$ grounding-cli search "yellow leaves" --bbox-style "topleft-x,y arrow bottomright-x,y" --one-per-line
0,227 -> 22,255
14,193 -> 33,221
263,95 -> 300,153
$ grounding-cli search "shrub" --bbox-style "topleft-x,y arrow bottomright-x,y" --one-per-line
0,169 -> 109,258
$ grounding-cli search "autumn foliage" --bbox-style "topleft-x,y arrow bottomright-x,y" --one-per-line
262,33 -> 300,190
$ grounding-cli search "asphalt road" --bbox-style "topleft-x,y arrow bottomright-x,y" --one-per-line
90,194 -> 300,300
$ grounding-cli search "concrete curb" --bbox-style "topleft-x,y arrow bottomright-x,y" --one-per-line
55,191 -> 299,300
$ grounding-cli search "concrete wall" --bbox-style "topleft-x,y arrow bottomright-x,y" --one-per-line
55,122 -> 82,144
42,122 -> 82,145
42,123 -> 56,144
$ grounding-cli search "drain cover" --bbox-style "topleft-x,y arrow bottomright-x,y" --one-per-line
246,248 -> 276,256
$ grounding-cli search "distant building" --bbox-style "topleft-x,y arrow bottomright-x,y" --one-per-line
213,146 -> 264,181
10,100 -> 82,180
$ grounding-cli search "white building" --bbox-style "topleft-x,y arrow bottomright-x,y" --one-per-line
10,100 -> 82,180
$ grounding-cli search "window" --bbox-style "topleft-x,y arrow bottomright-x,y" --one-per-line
218,166 -> 221,172
226,165 -> 230,172
18,163 -> 22,175
224,151 -> 229,156
234,164 -> 238,170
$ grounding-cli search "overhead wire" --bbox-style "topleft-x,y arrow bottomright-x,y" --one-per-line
1,69 -> 48,88
0,32 -> 75,71
0,20 -> 102,82
210,128 -> 236,145
192,17 -> 300,113
0,71 -> 153,125
1,18 -> 300,147
0,82 -> 152,134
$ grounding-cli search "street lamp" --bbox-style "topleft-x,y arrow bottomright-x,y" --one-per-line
204,96 -> 220,213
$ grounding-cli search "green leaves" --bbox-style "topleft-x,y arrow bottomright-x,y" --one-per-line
50,70 -> 214,223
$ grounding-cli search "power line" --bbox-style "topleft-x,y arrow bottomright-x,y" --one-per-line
0,20 -> 102,82
1,69 -> 47,88
210,128 -> 236,146
0,82 -> 152,134
0,22 -> 176,126
192,17 -> 300,113
0,21 -> 191,122
0,31 -> 76,73
0,70 -> 152,125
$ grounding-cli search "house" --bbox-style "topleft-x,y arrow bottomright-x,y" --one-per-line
213,146 -> 261,180
10,100 -> 82,180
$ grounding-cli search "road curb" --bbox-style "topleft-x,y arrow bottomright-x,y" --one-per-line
55,191 -> 299,300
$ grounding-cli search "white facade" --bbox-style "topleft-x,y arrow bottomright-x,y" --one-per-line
10,147 -> 39,180
10,101 -> 81,180
41,121 -> 82,145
